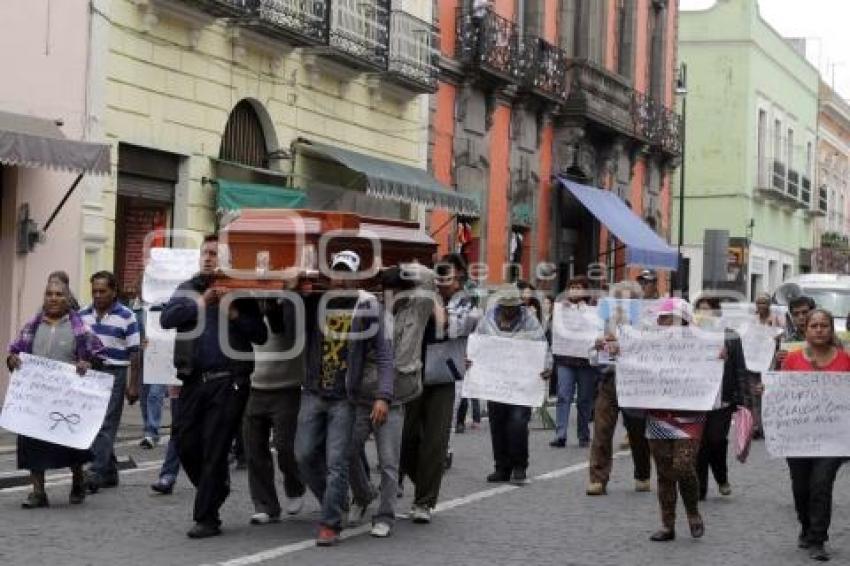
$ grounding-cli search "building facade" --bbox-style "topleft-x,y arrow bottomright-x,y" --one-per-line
675,0 -> 820,299
429,0 -> 682,290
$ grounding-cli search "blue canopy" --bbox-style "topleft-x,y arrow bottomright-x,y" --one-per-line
559,178 -> 679,270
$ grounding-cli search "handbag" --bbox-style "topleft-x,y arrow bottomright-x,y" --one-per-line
423,338 -> 467,386
734,406 -> 754,463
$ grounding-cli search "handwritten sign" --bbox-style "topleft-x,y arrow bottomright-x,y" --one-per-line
762,371 -> 850,457
616,326 -> 725,411
740,324 -> 782,373
597,299 -> 654,330
551,303 -> 602,358
142,248 -> 200,305
463,334 -> 548,407
0,354 -> 114,449
143,309 -> 181,386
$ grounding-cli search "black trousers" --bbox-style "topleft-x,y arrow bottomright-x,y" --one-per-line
787,458 -> 844,544
243,387 -> 305,517
488,401 -> 532,474
457,397 -> 481,425
697,405 -> 734,497
178,374 -> 249,526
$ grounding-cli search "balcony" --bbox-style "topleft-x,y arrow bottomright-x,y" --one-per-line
772,160 -> 786,192
245,0 -> 329,45
181,0 -> 257,17
386,11 -> 438,93
561,60 -> 634,138
328,0 -> 389,70
456,8 -> 521,84
632,93 -> 681,156
801,176 -> 812,206
787,169 -> 800,199
516,36 -> 566,102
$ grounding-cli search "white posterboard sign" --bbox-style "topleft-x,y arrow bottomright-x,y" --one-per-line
762,371 -> 850,457
143,309 -> 181,386
551,303 -> 602,358
142,248 -> 200,305
462,334 -> 548,407
0,354 -> 114,450
616,326 -> 725,411
739,323 -> 782,373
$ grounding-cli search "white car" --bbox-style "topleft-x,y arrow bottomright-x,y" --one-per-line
773,274 -> 850,331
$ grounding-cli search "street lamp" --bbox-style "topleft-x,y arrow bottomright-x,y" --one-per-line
675,63 -> 688,292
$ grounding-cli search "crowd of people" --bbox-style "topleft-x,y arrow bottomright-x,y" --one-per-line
3,240 -> 846,561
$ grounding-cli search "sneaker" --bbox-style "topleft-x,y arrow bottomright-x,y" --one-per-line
370,522 -> 392,538
486,470 -> 511,483
187,522 -> 222,539
316,526 -> 340,547
285,495 -> 304,515
348,500 -> 370,526
510,469 -> 529,486
586,482 -> 606,496
809,543 -> 830,562
635,479 -> 652,493
151,480 -> 174,495
410,505 -> 432,524
549,438 -> 566,448
718,483 -> 732,496
250,512 -> 281,525
139,436 -> 156,449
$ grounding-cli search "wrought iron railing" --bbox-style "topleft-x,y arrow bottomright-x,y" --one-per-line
818,186 -> 829,213
631,92 -> 680,154
801,176 -> 812,206
787,169 -> 800,198
772,160 -> 786,192
456,8 -> 520,81
517,36 -> 566,99
254,0 -> 329,43
329,0 -> 389,69
388,11 -> 438,91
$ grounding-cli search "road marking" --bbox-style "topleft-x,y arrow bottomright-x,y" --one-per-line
203,450 -> 630,566
0,460 -> 165,493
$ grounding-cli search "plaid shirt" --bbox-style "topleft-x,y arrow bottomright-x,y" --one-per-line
9,310 -> 105,363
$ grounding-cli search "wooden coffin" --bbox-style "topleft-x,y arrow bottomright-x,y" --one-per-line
214,209 -> 437,291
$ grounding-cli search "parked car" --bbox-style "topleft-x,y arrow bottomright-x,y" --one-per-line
773,274 -> 850,330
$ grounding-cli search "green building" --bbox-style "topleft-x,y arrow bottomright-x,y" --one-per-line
674,0 -> 820,299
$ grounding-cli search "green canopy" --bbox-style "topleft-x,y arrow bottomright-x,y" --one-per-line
216,179 -> 307,212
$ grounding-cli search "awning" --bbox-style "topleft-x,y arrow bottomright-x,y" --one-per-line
216,179 -> 307,212
559,178 -> 679,270
0,110 -> 110,175
294,139 -> 480,216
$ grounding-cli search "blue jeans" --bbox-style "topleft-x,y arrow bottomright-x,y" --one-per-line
159,397 -> 181,484
555,364 -> 597,443
294,391 -> 354,531
140,384 -> 167,440
90,366 -> 128,481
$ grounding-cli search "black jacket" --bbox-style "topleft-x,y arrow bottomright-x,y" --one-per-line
160,274 -> 266,380
721,330 -> 752,409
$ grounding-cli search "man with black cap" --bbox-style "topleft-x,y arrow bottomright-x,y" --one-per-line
637,269 -> 660,300
293,250 -> 394,547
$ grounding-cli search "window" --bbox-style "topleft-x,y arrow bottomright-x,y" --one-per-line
647,0 -> 666,100
220,100 -> 269,168
616,0 -> 635,79
757,109 -> 767,186
787,128 -> 794,172
773,119 -> 782,163
559,0 -> 578,57
806,141 -> 813,180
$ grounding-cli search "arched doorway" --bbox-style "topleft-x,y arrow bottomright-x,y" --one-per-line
220,100 -> 269,168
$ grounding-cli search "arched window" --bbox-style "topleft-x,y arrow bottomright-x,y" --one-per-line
219,100 -> 268,168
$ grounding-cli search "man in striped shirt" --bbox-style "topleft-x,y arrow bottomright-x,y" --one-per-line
80,271 -> 141,492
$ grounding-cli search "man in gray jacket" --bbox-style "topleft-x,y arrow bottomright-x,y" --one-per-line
348,263 -> 436,537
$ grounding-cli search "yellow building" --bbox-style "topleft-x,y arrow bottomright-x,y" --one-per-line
82,0 -> 473,297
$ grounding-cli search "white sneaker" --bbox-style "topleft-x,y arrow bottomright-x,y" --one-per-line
370,522 -> 392,538
250,512 -> 280,525
285,495 -> 304,515
348,501 -> 370,525
410,505 -> 431,524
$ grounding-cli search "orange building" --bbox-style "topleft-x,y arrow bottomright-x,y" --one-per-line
429,0 -> 682,291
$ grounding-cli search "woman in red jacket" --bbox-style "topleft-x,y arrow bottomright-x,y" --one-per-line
779,308 -> 849,562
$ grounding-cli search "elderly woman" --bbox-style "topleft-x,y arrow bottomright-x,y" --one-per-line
6,277 -> 104,508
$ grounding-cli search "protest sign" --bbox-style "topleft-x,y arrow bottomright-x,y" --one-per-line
739,323 -> 782,373
463,334 -> 548,407
142,248 -> 200,305
597,298 -> 649,329
551,303 -> 602,358
762,371 -> 850,457
616,326 -> 725,411
143,309 -> 181,386
0,354 -> 114,449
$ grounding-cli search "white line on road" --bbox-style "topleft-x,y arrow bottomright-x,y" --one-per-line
0,459 -> 165,493
203,451 -> 630,566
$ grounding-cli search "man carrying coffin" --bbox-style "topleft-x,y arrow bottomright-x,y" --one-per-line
160,234 -> 267,538
470,284 -> 550,486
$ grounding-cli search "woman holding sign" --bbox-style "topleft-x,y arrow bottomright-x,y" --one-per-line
6,278 -> 104,508
779,309 -> 849,562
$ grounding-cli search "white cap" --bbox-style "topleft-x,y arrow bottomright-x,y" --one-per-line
331,250 -> 361,273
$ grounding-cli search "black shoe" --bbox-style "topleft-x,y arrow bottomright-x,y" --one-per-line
69,485 -> 86,505
799,533 -> 812,549
549,438 -> 566,448
187,523 -> 222,539
650,529 -> 676,542
84,472 -> 101,494
21,492 -> 49,509
444,451 -> 453,471
151,480 -> 174,495
487,471 -> 511,483
688,515 -> 705,539
101,476 -> 119,489
809,543 -> 830,562
455,423 -> 465,434
578,439 -> 590,448
510,469 -> 529,486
